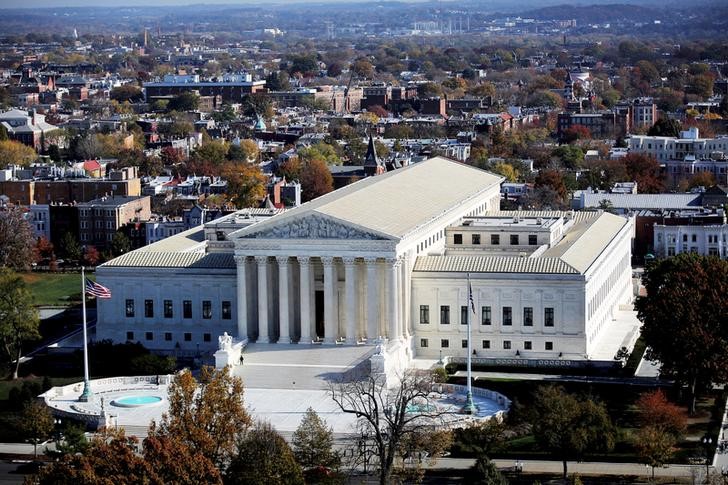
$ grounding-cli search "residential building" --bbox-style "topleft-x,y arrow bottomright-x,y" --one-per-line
143,74 -> 266,103
78,195 -> 151,249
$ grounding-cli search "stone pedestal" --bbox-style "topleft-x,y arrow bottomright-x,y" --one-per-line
214,335 -> 248,369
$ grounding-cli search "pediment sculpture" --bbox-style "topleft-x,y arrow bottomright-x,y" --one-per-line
243,214 -> 386,240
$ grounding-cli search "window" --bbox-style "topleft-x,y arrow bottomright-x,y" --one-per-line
420,338 -> 428,348
164,300 -> 173,318
682,234 -> 688,242
545,307 -> 554,327
510,234 -> 519,245
692,234 -> 697,242
528,235 -> 538,245
204,333 -> 211,342
503,307 -> 512,326
472,234 -> 481,245
545,341 -> 553,351
126,331 -> 134,341
419,305 -> 430,324
482,306 -> 491,325
482,340 -> 490,349
183,300 -> 192,319
165,332 -> 172,342
524,341 -> 532,350
462,339 -> 468,349
184,332 -> 192,342
440,305 -> 450,325
523,307 -> 533,326
145,332 -> 153,341
491,234 -> 500,245
202,300 -> 212,319
222,301 -> 232,320
125,299 -> 135,318
453,234 -> 463,245
460,306 -> 468,325
503,340 -> 511,350
144,299 -> 154,318
441,339 -> 450,348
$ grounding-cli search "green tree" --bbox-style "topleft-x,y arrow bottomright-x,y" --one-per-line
465,455 -> 508,485
0,206 -> 36,270
635,426 -> 676,480
59,231 -> 82,261
227,421 -> 305,485
0,269 -> 40,379
51,422 -> 90,458
648,118 -> 682,137
167,92 -> 200,112
0,139 -> 37,166
19,400 -> 54,457
292,407 -> 340,471
636,254 -> 728,414
298,142 -> 342,166
529,385 -> 615,478
110,232 -> 131,257
109,84 -> 143,103
552,145 -> 585,170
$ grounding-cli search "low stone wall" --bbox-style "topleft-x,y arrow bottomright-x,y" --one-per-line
433,382 -> 511,421
45,375 -> 172,399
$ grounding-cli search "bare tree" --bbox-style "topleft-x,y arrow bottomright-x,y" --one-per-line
329,370 -> 451,485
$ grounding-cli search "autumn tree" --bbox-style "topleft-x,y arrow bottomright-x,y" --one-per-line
144,424 -> 222,484
529,385 -> 615,478
228,139 -> 259,163
0,139 -> 37,166
622,153 -> 665,193
535,169 -> 568,203
561,125 -> 591,143
110,84 -> 143,103
636,254 -> 728,414
0,207 -> 36,270
687,170 -> 715,189
156,366 -> 252,469
221,162 -> 267,208
300,159 -> 334,202
83,245 -> 100,266
298,142 -> 342,166
227,421 -> 305,485
0,269 -> 40,379
491,162 -> 519,182
292,407 -> 340,472
277,156 -> 303,182
19,400 -> 54,457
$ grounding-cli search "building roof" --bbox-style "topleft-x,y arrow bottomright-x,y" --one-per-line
414,255 -> 579,274
233,157 -> 503,240
103,251 -> 234,269
580,193 -> 702,211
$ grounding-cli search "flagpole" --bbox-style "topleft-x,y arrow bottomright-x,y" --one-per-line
79,266 -> 93,402
463,273 -> 477,414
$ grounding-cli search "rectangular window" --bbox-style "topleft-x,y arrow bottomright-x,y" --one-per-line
545,341 -> 553,350
524,341 -> 532,350
692,234 -> 697,242
482,306 -> 491,325
204,333 -> 211,342
184,332 -> 192,342
145,332 -> 153,341
462,339 -> 468,349
440,305 -> 450,325
165,332 -> 172,342
491,234 -> 500,245
419,305 -> 430,324
164,299 -> 173,318
523,307 -> 533,326
482,340 -> 490,349
503,340 -> 511,350
441,339 -> 449,348
510,234 -> 519,245
503,307 -> 512,326
545,307 -> 554,327
453,233 -> 463,245
144,299 -> 154,318
472,234 -> 481,245
460,306 -> 468,325
420,338 -> 428,348
183,300 -> 192,319
126,331 -> 134,341
528,235 -> 538,245
222,301 -> 232,320
125,299 -> 134,318
202,300 -> 212,319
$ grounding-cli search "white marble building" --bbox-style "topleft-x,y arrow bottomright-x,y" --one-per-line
96,157 -> 636,367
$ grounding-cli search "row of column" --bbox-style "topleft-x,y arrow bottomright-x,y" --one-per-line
235,255 -> 408,344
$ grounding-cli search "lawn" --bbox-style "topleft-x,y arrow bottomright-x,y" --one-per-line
21,272 -> 95,307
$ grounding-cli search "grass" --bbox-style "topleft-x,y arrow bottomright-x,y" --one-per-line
20,272 -> 95,307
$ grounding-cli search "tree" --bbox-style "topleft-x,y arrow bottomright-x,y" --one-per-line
687,171 -> 715,189
300,159 -> 334,202
636,254 -> 728,414
227,421 -> 305,485
329,370 -> 449,485
648,118 -> 682,137
277,156 -> 303,182
292,407 -> 340,471
143,424 -> 222,484
529,385 -> 615,478
228,139 -> 259,162
561,125 -> 591,143
635,426 -> 676,480
526,89 -> 564,108
19,400 -> 54,457
110,232 -> 131,257
0,207 -> 36,270
265,71 -> 291,91
622,153 -> 665,193
636,389 -> 687,437
167,92 -> 200,112
109,84 -> 143,103
491,162 -> 519,182
59,231 -> 82,261
465,455 -> 508,485
243,93 -> 274,120
221,162 -> 267,208
451,419 -> 506,457
351,58 -> 375,78
552,145 -> 585,170
51,422 -> 89,458
156,366 -> 252,469
0,269 -> 40,379
83,245 -> 100,266
35,236 -> 54,262
0,139 -> 37,166
535,169 -> 567,203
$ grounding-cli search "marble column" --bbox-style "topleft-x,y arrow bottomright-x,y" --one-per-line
365,257 -> 380,341
255,256 -> 269,343
298,256 -> 312,344
276,256 -> 291,343
234,255 -> 247,340
322,256 -> 337,344
387,258 -> 400,340
343,257 -> 357,344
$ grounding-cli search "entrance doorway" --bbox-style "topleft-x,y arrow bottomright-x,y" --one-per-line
315,290 -> 324,338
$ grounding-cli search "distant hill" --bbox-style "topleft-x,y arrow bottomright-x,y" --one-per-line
518,3 -> 666,23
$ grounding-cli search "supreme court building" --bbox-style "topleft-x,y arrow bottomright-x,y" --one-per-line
96,157 -> 637,366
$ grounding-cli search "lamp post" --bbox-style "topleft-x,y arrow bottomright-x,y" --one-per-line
437,349 -> 443,366
702,436 -> 713,482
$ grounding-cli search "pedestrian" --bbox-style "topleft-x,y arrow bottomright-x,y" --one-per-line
239,354 -> 244,366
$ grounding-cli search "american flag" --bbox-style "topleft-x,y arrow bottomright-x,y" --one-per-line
85,279 -> 111,299
467,273 -> 475,314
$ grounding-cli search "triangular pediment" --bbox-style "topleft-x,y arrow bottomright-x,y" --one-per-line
240,213 -> 390,240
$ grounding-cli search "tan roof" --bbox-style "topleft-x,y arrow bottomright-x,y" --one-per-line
103,252 -> 235,269
548,212 -> 628,273
135,227 -> 205,253
414,255 -> 579,274
234,157 -> 503,240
